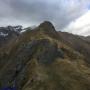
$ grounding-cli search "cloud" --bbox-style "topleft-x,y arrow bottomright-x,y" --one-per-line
0,0 -> 90,32
64,10 -> 90,36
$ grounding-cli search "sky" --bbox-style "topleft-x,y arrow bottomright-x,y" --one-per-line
64,10 -> 90,36
0,0 -> 90,36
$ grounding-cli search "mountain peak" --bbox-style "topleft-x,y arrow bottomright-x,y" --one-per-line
39,21 -> 56,31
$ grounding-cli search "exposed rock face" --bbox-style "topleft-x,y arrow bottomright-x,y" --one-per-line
34,39 -> 64,64
0,21 -> 90,90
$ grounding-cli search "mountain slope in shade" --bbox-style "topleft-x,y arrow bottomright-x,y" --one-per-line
84,36 -> 90,42
0,21 -> 90,90
79,36 -> 90,43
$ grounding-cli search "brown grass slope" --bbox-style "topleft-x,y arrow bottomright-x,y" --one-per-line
58,31 -> 90,65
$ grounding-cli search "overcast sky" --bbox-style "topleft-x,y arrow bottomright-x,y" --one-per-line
0,0 -> 90,36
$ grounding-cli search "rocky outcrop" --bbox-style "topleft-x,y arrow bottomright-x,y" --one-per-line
39,21 -> 56,32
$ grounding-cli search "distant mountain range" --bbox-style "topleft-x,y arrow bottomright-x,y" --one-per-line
0,25 -> 22,47
0,21 -> 90,90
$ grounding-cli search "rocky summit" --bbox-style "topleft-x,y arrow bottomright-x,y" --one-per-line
0,21 -> 90,90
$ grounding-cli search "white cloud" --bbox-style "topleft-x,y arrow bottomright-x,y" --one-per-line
64,10 -> 90,36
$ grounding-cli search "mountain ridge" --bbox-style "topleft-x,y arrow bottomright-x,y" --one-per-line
0,21 -> 90,90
